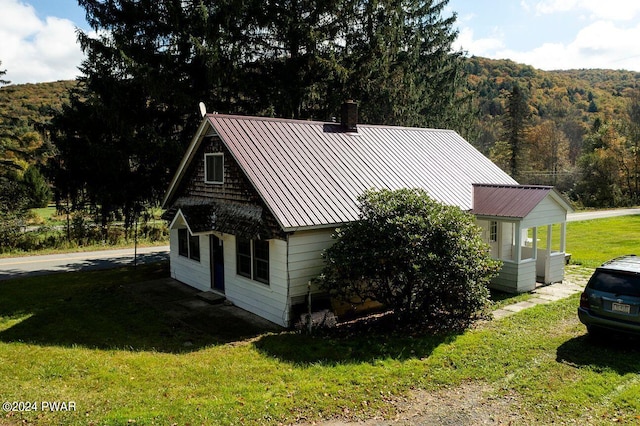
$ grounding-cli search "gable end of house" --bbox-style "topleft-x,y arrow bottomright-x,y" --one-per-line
164,128 -> 285,240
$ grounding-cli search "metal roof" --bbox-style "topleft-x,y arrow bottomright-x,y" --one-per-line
203,114 -> 518,231
471,184 -> 556,218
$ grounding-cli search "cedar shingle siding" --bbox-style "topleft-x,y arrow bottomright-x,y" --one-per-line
167,135 -> 285,239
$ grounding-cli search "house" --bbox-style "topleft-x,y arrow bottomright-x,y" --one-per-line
162,102 -> 572,327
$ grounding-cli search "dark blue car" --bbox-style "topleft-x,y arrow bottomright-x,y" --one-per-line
578,255 -> 640,338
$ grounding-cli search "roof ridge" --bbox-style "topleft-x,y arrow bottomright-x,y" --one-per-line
206,113 -> 456,133
473,183 -> 553,190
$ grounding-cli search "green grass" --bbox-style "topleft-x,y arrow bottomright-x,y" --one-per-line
1,266 -> 640,424
566,216 -> 640,268
526,215 -> 640,268
1,215 -> 640,424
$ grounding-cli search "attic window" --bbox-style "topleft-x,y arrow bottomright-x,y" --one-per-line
204,153 -> 224,184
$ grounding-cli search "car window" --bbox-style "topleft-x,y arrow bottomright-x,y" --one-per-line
588,271 -> 640,297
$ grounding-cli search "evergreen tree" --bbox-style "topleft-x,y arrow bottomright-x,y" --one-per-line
240,0 -> 347,119
342,0 -> 467,128
22,165 -> 52,208
504,83 -> 529,180
55,0 -> 245,226
627,89 -> 640,203
54,0 -> 468,225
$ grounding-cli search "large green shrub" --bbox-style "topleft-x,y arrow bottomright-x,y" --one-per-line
319,188 -> 501,330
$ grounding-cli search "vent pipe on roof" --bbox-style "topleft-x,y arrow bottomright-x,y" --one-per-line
341,100 -> 358,132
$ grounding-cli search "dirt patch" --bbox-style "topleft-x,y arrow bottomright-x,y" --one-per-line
304,382 -> 527,426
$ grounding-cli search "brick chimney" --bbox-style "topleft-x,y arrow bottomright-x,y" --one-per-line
341,100 -> 358,132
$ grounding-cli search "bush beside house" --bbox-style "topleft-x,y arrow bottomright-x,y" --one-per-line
320,188 -> 502,331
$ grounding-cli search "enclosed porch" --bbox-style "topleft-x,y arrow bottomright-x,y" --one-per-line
472,184 -> 574,293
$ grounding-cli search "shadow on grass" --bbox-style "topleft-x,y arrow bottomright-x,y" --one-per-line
0,263 -> 274,353
253,325 -> 458,366
556,334 -> 640,374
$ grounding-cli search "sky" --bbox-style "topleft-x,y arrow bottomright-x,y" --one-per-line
1,0 -> 640,85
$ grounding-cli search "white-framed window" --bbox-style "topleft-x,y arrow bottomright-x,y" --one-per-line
489,221 -> 498,243
204,153 -> 224,184
236,237 -> 269,284
178,228 -> 200,261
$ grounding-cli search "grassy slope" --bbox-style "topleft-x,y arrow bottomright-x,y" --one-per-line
0,216 -> 639,424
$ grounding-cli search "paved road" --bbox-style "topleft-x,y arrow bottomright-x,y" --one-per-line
0,245 -> 169,281
567,207 -> 640,222
0,208 -> 637,281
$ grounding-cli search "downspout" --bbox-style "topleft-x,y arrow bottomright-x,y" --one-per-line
283,233 -> 291,327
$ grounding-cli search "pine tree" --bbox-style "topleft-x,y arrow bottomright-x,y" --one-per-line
54,0 -> 469,225
627,89 -> 640,203
341,0 -> 467,129
504,83 -> 529,180
56,0 -> 247,226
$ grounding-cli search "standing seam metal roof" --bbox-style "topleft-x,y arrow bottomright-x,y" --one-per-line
471,184 -> 556,218
200,114 -> 517,231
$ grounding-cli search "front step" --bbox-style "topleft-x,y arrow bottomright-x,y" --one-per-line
196,291 -> 226,304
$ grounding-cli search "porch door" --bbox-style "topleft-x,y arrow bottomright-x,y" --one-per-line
209,235 -> 225,293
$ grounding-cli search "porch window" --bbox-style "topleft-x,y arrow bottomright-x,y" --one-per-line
204,153 -> 224,184
178,228 -> 200,262
236,237 -> 270,284
490,221 -> 498,242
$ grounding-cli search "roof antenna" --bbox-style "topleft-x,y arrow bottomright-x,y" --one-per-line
198,102 -> 207,117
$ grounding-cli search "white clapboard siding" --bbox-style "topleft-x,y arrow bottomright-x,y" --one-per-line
287,229 -> 335,298
223,236 -> 290,326
169,226 -> 211,292
522,196 -> 566,228
490,259 -> 536,293
545,252 -> 566,284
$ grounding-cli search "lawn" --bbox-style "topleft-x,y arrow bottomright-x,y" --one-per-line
1,216 -> 640,424
566,215 -> 640,267
533,215 -> 640,268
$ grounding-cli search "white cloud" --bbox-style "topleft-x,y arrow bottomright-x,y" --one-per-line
493,20 -> 640,71
0,0 -> 85,84
454,27 -> 505,57
535,0 -> 640,21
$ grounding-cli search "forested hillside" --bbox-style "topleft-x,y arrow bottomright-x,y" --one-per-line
464,57 -> 640,207
1,57 -> 640,209
0,80 -> 76,172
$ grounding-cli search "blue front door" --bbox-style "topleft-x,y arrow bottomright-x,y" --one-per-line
210,235 -> 225,293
